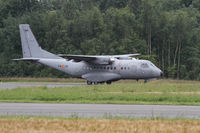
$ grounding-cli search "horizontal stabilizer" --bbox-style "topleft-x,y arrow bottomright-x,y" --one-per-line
12,58 -> 40,61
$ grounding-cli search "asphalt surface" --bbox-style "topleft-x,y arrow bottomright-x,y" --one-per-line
0,82 -> 86,89
0,103 -> 200,119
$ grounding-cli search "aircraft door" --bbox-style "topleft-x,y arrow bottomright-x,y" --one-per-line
129,63 -> 137,78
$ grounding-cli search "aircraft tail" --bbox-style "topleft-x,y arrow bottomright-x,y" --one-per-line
19,24 -> 60,59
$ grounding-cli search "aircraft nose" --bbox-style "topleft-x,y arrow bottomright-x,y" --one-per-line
154,67 -> 163,78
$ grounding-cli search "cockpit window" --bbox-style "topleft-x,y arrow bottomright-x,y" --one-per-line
141,63 -> 149,68
151,63 -> 156,67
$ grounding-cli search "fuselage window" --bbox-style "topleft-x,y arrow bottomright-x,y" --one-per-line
111,67 -> 113,70
114,67 -> 116,70
107,67 -> 109,70
121,67 -> 123,70
124,67 -> 126,70
104,67 -> 106,69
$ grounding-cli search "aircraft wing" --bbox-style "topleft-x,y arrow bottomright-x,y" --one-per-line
58,53 -> 140,64
58,54 -> 96,62
58,54 -> 112,64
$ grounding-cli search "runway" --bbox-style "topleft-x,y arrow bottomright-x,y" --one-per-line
0,103 -> 200,119
0,82 -> 86,89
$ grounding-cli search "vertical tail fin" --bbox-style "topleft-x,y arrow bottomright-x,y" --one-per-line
19,24 -> 60,59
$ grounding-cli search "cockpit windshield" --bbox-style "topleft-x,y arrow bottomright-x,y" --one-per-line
147,61 -> 156,67
140,63 -> 149,68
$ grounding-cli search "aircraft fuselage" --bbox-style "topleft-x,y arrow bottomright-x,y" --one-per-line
39,58 -> 162,83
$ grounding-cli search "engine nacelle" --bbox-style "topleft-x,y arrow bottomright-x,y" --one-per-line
91,57 -> 115,64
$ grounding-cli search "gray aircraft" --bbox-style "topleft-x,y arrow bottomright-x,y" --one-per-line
13,24 -> 163,85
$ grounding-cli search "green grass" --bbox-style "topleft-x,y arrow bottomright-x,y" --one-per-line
0,80 -> 200,105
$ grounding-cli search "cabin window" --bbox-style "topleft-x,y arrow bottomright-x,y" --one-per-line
111,67 -> 113,70
107,67 -> 109,70
114,67 -> 116,70
121,67 -> 123,70
104,67 -> 106,69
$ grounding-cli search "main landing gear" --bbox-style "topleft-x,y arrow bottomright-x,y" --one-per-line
86,81 -> 112,85
106,81 -> 112,85
87,81 -> 93,85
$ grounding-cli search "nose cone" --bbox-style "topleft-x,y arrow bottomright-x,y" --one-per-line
153,67 -> 163,78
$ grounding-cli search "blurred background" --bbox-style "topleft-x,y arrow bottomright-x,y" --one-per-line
0,0 -> 199,80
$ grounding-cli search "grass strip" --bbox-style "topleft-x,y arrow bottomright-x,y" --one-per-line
0,80 -> 200,105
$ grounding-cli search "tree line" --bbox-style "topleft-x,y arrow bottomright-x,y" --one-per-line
0,0 -> 200,80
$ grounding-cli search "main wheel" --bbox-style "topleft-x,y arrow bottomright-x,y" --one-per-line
106,81 -> 112,85
94,82 -> 98,85
87,81 -> 92,85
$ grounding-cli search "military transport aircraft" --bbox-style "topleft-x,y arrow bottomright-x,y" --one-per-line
13,24 -> 163,85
